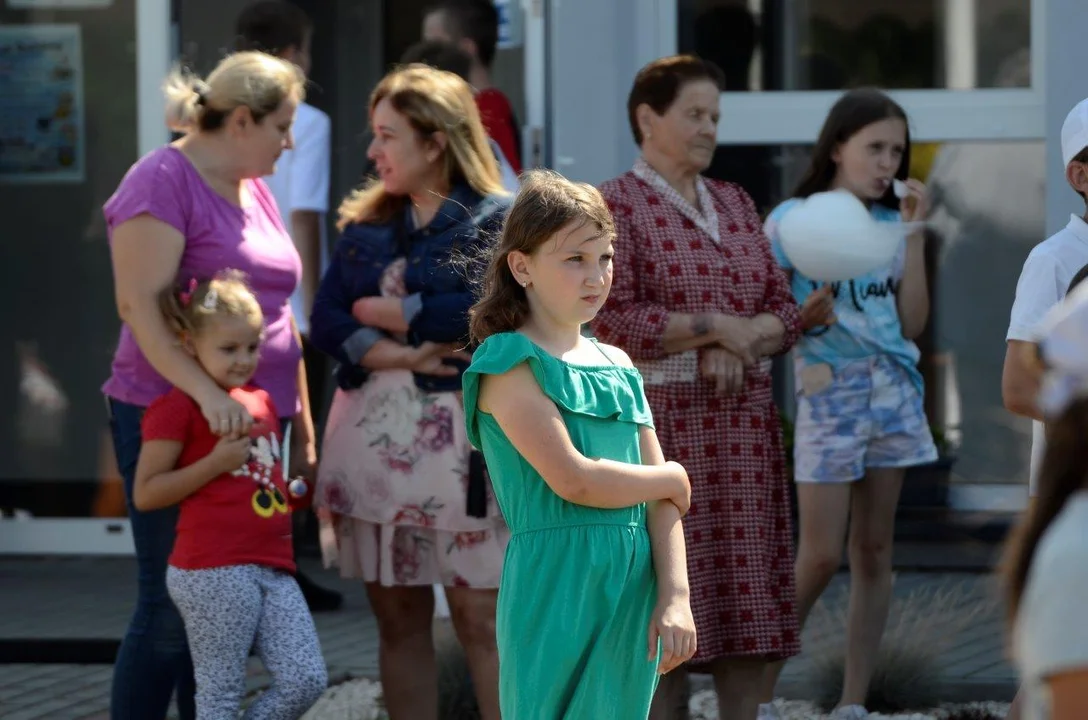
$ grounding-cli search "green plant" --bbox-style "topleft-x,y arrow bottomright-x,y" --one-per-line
778,408 -> 795,471
804,582 -> 992,713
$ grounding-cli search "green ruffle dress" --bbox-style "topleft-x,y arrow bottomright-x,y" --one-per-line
463,332 -> 661,719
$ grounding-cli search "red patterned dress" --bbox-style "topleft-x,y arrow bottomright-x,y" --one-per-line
592,159 -> 802,664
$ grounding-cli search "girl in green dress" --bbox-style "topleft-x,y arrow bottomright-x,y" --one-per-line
462,169 -> 697,719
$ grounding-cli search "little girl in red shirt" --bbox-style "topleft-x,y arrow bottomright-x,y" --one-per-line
133,271 -> 327,720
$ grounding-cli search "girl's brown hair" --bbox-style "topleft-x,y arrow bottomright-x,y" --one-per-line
792,87 -> 911,212
1002,398 -> 1088,626
468,169 -> 614,343
159,270 -> 264,337
336,64 -> 506,229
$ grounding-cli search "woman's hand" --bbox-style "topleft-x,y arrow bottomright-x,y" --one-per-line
898,178 -> 929,224
648,594 -> 697,674
195,388 -> 254,437
712,315 -> 764,366
700,348 -> 745,394
352,296 -> 410,334
800,285 -> 836,330
407,342 -> 473,376
291,435 -> 318,480
317,506 -> 340,569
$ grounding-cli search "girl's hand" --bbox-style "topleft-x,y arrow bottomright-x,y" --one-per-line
800,285 -> 836,330
700,348 -> 745,395
208,434 -> 252,475
196,388 -> 254,437
648,595 -> 697,674
898,178 -> 929,224
664,461 -> 691,515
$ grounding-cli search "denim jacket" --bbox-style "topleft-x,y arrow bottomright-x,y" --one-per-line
310,184 -> 510,393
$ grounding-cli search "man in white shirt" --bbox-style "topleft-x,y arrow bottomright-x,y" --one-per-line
1002,96 -> 1088,720
237,0 -> 341,613
236,0 -> 330,337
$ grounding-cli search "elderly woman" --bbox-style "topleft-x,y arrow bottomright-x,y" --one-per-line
103,51 -> 314,719
592,55 -> 802,720
309,65 -> 509,720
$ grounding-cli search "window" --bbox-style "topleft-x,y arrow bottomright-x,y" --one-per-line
670,0 -> 1043,144
679,0 -> 1031,92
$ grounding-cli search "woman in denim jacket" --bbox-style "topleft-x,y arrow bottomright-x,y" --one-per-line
309,65 -> 510,720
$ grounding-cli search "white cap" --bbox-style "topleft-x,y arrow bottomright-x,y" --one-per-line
1061,98 -> 1088,167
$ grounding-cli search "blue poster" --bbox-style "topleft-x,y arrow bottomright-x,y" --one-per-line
0,24 -> 85,184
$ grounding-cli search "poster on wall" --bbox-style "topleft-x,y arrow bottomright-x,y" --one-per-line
7,1 -> 112,7
0,24 -> 85,184
494,0 -> 523,50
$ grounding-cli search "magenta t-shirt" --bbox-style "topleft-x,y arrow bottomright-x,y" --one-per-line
102,145 -> 303,414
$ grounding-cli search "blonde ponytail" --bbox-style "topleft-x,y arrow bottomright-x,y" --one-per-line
162,67 -> 203,134
160,52 -> 305,136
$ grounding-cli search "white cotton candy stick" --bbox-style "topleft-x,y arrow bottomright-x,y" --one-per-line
892,178 -> 909,199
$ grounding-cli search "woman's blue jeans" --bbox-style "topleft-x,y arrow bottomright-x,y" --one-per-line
107,398 -> 196,720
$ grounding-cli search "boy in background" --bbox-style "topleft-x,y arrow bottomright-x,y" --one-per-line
422,0 -> 523,174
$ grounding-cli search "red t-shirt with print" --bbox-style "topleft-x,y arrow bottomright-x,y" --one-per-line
141,385 -> 298,572
476,88 -> 522,174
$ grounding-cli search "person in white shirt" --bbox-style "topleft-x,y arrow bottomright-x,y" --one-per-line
1004,97 -> 1088,494
235,0 -> 331,335
1003,280 -> 1088,720
236,0 -> 341,613
1001,97 -> 1088,720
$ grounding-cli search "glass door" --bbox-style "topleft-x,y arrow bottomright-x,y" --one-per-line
0,0 -> 170,554
669,0 -> 1043,497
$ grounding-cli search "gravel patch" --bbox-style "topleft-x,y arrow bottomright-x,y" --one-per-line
691,694 -> 1011,719
301,678 -> 384,720
297,679 -> 1010,719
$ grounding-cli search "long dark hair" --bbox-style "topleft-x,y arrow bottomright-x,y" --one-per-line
468,169 -> 615,342
792,88 -> 911,211
1002,394 -> 1088,626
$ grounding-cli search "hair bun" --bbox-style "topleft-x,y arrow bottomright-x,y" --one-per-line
192,79 -> 211,106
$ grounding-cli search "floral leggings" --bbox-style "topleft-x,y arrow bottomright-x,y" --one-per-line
166,564 -> 328,720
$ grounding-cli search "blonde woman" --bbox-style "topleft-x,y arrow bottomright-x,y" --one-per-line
102,51 -> 313,719
310,64 -> 510,720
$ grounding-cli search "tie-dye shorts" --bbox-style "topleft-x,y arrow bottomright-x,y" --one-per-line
793,355 -> 938,484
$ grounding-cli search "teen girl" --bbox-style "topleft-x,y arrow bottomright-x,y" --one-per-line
461,169 -> 698,718
133,271 -> 327,720
761,88 -> 939,720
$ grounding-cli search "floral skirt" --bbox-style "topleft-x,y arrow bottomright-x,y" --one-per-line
337,517 -> 506,587
316,369 -> 506,588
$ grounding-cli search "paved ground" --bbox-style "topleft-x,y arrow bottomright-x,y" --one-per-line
0,556 -> 1015,719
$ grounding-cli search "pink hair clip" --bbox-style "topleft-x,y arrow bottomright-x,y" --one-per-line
178,278 -> 198,307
